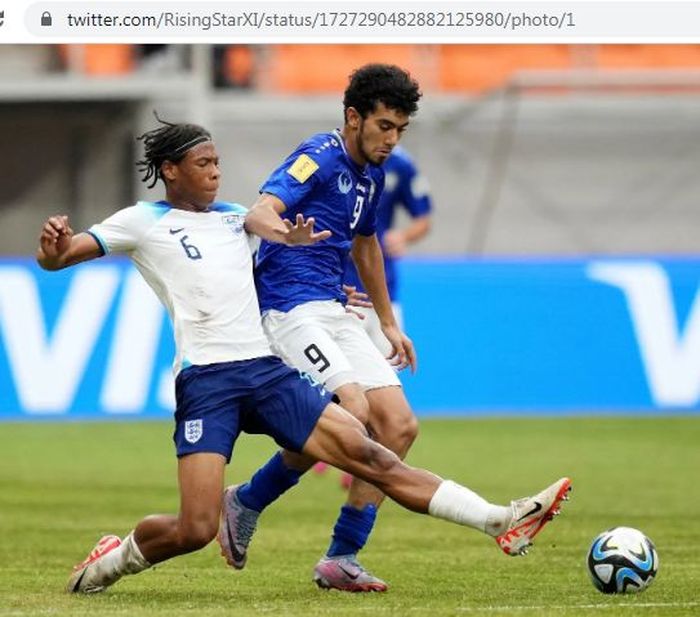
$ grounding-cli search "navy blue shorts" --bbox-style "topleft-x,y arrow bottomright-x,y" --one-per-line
173,356 -> 334,462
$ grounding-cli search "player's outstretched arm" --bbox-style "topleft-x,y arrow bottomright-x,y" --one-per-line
36,215 -> 102,271
245,193 -> 331,246
282,214 -> 332,246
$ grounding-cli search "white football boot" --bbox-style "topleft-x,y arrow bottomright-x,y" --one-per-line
496,477 -> 572,556
66,535 -> 123,593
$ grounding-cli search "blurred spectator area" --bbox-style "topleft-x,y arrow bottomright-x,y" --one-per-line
5,44 -> 700,90
3,44 -> 700,256
260,44 -> 700,92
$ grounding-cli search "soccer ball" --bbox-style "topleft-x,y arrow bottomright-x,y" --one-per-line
587,527 -> 658,594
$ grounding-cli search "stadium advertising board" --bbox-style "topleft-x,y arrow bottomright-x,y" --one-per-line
1,257 -> 699,419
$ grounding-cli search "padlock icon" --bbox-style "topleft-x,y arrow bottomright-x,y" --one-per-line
41,11 -> 52,27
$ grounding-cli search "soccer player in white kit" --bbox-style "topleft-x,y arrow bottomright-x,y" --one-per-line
37,119 -> 571,595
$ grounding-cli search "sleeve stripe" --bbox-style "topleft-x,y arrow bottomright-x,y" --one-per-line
86,230 -> 108,256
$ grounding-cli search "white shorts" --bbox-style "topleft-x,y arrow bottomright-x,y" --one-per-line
262,300 -> 401,392
351,303 -> 403,358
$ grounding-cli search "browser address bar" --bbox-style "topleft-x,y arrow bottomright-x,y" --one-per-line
20,1 -> 700,43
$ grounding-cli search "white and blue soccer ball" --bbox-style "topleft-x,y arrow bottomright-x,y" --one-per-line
587,526 -> 658,594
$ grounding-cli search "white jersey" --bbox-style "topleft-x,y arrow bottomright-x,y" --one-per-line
89,200 -> 272,375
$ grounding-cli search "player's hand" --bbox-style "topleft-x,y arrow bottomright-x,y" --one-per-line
343,286 -> 372,320
383,229 -> 407,257
382,324 -> 417,373
283,214 -> 332,246
343,285 -> 373,308
39,215 -> 74,259
345,307 -> 366,320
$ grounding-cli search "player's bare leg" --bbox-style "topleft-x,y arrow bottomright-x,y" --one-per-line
321,383 -> 370,485
219,402 -> 572,586
303,403 -> 440,509
343,385 -> 417,508
135,453 -> 226,562
302,403 -> 572,553
67,453 -> 226,593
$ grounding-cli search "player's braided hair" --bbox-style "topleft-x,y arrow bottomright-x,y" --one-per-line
136,113 -> 212,188
343,63 -> 421,121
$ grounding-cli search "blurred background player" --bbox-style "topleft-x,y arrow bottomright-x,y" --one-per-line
222,63 -> 423,592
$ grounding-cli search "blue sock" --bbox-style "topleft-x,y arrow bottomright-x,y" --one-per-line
237,452 -> 304,513
327,504 -> 378,558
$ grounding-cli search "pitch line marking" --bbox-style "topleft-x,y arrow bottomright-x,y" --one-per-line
352,603 -> 700,613
454,602 -> 700,612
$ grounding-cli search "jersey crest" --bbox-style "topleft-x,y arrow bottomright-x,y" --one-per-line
337,171 -> 353,194
221,213 -> 245,235
184,419 -> 203,444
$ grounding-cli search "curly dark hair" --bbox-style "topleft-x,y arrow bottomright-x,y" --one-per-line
343,63 -> 422,121
136,114 -> 211,188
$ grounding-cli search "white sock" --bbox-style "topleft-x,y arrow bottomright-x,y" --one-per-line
90,532 -> 150,588
428,480 -> 512,537
119,532 -> 151,574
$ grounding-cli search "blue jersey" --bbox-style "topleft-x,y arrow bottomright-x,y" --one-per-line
344,147 -> 432,301
255,130 -> 385,313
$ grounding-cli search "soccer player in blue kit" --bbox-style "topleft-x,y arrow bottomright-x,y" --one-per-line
344,145 -> 432,356
315,145 -> 432,488
219,64 -> 568,592
222,63 -> 421,592
37,119 -> 571,595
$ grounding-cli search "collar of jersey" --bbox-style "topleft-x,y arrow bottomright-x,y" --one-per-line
154,199 -> 224,213
333,129 -> 369,177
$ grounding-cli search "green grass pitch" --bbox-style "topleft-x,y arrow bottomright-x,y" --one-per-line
0,417 -> 698,616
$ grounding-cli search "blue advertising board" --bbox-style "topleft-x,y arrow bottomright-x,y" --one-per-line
1,257 -> 699,419
399,258 -> 700,415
